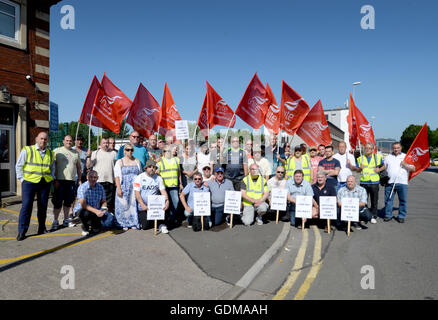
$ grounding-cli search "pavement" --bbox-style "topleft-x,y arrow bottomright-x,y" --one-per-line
1,168 -> 437,300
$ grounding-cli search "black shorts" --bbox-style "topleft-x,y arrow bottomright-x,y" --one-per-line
52,180 -> 76,208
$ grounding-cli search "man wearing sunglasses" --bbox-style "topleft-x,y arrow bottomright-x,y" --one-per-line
116,131 -> 149,169
207,167 -> 234,226
267,166 -> 289,222
179,172 -> 210,228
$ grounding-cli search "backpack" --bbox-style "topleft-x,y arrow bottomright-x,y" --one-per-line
192,216 -> 210,232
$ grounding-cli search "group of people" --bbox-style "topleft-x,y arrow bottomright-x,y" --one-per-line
15,130 -> 415,241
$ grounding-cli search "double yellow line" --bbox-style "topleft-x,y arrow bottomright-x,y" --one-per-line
273,225 -> 323,300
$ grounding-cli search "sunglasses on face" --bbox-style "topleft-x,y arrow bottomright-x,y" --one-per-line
203,168 -> 211,170
125,148 -> 134,152
216,172 -> 224,175
131,135 -> 140,138
194,178 -> 202,181
277,171 -> 285,174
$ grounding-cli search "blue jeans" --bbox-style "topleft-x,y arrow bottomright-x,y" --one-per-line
384,184 -> 408,219
166,187 -> 180,224
288,203 -> 297,226
211,205 -> 225,226
19,179 -> 51,234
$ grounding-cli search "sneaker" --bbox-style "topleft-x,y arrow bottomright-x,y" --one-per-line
359,223 -> 368,230
50,220 -> 59,231
370,218 -> 377,224
132,226 -> 137,230
182,221 -> 189,228
353,222 -> 362,230
396,217 -> 405,223
256,217 -> 263,226
81,231 -> 89,236
123,227 -> 128,231
225,216 -> 230,226
208,221 -> 213,228
159,224 -> 169,234
384,217 -> 393,222
62,219 -> 70,227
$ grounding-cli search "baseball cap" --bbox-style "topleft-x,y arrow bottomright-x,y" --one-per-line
215,167 -> 225,173
145,160 -> 157,168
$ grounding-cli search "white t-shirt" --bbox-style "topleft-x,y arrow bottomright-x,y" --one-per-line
248,157 -> 272,177
90,149 -> 117,183
267,176 -> 287,191
384,153 -> 409,185
197,152 -> 211,171
133,173 -> 165,208
333,152 -> 357,182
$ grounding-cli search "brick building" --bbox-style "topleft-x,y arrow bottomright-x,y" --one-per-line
0,0 -> 61,197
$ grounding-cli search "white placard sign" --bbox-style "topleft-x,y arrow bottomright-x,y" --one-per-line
224,191 -> 242,215
295,195 -> 313,219
341,197 -> 359,222
270,188 -> 288,211
147,195 -> 165,220
175,120 -> 189,140
194,192 -> 211,216
319,196 -> 337,220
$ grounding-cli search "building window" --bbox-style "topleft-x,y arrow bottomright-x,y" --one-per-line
0,0 -> 20,42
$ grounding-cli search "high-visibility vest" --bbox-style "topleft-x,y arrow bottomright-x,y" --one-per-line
22,145 -> 54,183
357,154 -> 382,183
286,156 -> 311,182
242,175 -> 266,206
158,157 -> 180,187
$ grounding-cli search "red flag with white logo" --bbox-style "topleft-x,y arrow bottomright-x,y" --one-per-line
296,100 -> 332,147
79,76 -> 111,130
91,74 -> 132,134
196,93 -> 210,138
349,94 -> 376,149
405,123 -> 430,180
263,82 -> 280,135
126,83 -> 161,138
347,93 -> 358,150
280,81 -> 310,135
235,73 -> 268,129
159,83 -> 182,136
206,81 -> 236,128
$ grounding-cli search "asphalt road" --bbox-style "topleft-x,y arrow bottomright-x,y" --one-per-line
1,170 -> 437,300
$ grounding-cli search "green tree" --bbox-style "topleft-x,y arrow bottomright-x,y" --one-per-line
102,119 -> 131,140
58,121 -> 95,149
400,124 -> 432,153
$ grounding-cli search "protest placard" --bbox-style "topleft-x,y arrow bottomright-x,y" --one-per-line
224,191 -> 241,228
270,188 -> 288,211
175,120 -> 189,140
147,195 -> 165,235
341,197 -> 359,222
194,192 -> 211,217
295,195 -> 313,219
319,196 -> 337,220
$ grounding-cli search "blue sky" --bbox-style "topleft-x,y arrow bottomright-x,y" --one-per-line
49,0 -> 438,140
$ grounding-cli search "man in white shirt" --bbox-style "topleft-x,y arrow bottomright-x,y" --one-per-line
333,141 -> 357,192
86,138 -> 117,213
383,142 -> 415,223
134,160 -> 169,232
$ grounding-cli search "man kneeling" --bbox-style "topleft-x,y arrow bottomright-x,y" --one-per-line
73,170 -> 107,236
241,164 -> 269,226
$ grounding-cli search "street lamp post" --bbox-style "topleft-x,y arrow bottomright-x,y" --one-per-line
352,81 -> 361,100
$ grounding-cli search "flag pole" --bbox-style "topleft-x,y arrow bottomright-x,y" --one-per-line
222,114 -> 236,149
88,114 -> 93,149
75,122 -> 80,143
192,124 -> 198,142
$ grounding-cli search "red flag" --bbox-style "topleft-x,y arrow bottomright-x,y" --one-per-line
235,73 -> 268,129
347,93 -> 358,150
404,123 -> 430,180
92,74 -> 132,134
296,100 -> 332,147
263,82 -> 280,135
349,94 -> 376,149
196,93 -> 210,138
206,81 -> 236,128
280,81 -> 310,135
265,83 -> 280,134
126,83 -> 161,138
78,76 -> 111,130
159,83 -> 182,136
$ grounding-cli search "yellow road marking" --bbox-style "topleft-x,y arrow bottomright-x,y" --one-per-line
1,222 -> 39,226
273,228 -> 308,300
0,231 -> 116,265
293,225 -> 323,300
0,208 -> 51,224
0,233 -> 83,240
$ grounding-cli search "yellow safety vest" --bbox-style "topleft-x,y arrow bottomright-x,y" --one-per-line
286,156 -> 311,182
22,145 -> 54,183
357,154 -> 382,183
242,175 -> 267,206
158,157 -> 180,187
